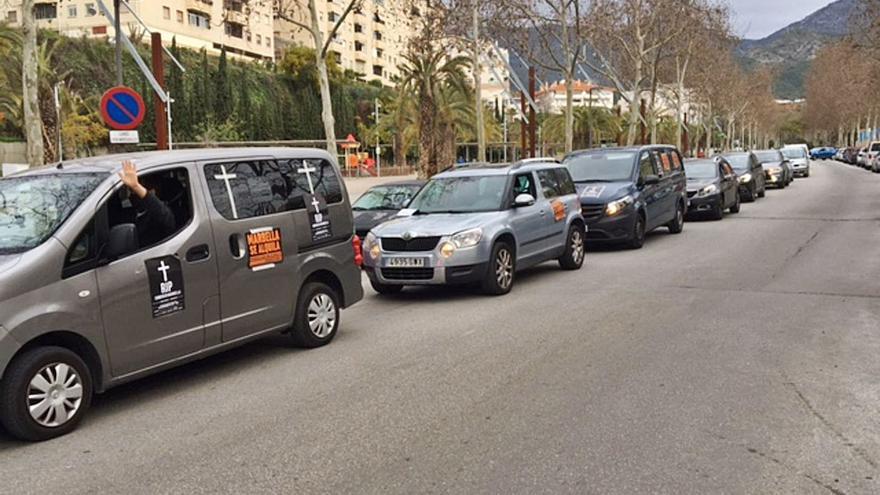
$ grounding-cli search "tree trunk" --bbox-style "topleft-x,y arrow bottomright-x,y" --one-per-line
472,6 -> 485,162
394,133 -> 406,168
418,94 -> 437,179
22,0 -> 44,167
565,74 -> 574,153
309,0 -> 337,157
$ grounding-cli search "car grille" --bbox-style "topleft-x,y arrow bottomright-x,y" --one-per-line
381,268 -> 434,280
381,236 -> 441,252
581,205 -> 605,222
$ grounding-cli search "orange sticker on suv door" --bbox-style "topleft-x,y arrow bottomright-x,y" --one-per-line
247,227 -> 283,270
551,200 -> 566,222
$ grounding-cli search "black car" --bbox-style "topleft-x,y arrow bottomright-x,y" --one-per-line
564,145 -> 687,249
754,149 -> 792,189
684,157 -> 741,220
352,180 -> 425,238
720,151 -> 766,202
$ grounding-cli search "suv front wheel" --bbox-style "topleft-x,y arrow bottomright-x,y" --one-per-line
483,241 -> 515,295
558,224 -> 585,270
0,346 -> 93,442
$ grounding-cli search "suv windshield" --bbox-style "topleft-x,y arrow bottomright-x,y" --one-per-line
684,161 -> 717,179
0,173 -> 107,254
408,175 -> 508,213
565,152 -> 636,182
755,151 -> 783,163
782,148 -> 806,159
353,185 -> 420,211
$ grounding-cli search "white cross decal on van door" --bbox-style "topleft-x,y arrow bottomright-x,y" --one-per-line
213,165 -> 239,219
297,162 -> 321,214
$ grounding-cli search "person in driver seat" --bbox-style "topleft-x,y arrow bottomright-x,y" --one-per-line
118,160 -> 176,247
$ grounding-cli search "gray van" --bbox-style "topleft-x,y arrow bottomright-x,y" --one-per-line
0,148 -> 363,441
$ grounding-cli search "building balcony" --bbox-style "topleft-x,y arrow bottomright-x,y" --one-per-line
226,9 -> 248,25
187,0 -> 213,15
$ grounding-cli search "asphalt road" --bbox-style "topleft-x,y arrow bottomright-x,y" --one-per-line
2,161 -> 879,494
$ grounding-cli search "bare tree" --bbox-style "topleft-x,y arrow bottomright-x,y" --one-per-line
21,0 -> 44,167
274,0 -> 362,156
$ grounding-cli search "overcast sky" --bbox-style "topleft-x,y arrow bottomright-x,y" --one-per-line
732,0 -> 833,39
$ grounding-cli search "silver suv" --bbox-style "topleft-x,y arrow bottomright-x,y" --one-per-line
362,162 -> 586,295
0,148 -> 363,441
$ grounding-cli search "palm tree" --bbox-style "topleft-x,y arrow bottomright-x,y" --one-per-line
398,49 -> 470,178
543,107 -> 623,150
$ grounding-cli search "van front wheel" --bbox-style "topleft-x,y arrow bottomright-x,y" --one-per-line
290,282 -> 341,348
0,346 -> 93,442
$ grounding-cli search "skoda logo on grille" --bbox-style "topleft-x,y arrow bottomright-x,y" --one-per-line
402,232 -> 413,241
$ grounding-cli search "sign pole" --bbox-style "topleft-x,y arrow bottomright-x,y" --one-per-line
114,0 -> 123,85
151,32 -> 168,150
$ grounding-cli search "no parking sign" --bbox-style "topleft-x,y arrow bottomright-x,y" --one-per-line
100,86 -> 146,130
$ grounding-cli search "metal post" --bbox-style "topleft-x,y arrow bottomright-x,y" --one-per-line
114,0 -> 123,85
54,84 -> 62,162
520,91 -> 527,160
374,98 -> 381,177
528,67 -> 536,158
166,94 -> 173,150
502,97 -> 508,162
151,32 -> 168,150
640,99 -> 647,145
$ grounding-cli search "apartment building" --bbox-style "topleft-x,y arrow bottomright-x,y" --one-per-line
537,81 -> 617,114
274,0 -> 423,86
4,0 -> 275,61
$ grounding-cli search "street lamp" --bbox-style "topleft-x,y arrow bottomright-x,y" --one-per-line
374,98 -> 382,177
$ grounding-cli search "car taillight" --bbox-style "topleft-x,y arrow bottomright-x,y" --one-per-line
352,235 -> 364,267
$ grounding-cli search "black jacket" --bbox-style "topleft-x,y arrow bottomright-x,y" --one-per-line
133,191 -> 176,247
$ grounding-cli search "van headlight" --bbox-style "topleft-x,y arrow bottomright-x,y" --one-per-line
696,184 -> 718,198
738,173 -> 752,184
605,195 -> 634,217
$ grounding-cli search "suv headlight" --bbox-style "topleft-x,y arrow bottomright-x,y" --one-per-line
450,228 -> 483,248
738,173 -> 752,184
605,195 -> 634,216
364,232 -> 380,258
767,167 -> 782,175
696,184 -> 718,198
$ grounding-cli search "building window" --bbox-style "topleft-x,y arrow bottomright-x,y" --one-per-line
328,11 -> 337,22
177,10 -> 184,23
188,11 -> 211,29
256,34 -> 262,45
68,5 -> 78,18
376,48 -> 383,58
373,12 -> 383,23
354,23 -> 362,33
92,25 -> 107,35
225,22 -> 244,38
34,3 -> 58,20
162,6 -> 171,19
85,3 -> 97,17
373,30 -> 381,40
6,11 -> 17,23
372,65 -> 383,76
354,41 -> 363,52
224,0 -> 244,12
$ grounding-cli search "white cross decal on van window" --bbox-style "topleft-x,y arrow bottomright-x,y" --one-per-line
297,162 -> 321,214
213,165 -> 239,219
157,261 -> 170,282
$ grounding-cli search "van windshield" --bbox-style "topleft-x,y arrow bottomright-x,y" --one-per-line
0,173 -> 107,254
722,155 -> 750,172
782,148 -> 806,159
564,152 -> 636,182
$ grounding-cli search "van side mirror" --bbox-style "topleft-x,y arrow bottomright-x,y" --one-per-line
104,224 -> 138,260
513,193 -> 536,207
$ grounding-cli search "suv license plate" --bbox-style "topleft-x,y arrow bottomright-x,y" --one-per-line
387,257 -> 426,268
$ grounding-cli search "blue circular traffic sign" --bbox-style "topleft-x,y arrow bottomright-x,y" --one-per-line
100,86 -> 146,130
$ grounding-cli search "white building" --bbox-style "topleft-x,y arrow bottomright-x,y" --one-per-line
537,80 -> 616,114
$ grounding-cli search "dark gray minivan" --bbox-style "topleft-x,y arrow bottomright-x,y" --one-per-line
0,148 -> 363,441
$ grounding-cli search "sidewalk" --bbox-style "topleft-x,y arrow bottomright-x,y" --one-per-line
343,174 -> 418,201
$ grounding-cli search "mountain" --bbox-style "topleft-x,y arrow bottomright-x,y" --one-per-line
737,0 -> 859,98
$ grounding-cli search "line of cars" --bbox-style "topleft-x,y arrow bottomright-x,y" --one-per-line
356,144 -> 809,296
837,141 -> 880,172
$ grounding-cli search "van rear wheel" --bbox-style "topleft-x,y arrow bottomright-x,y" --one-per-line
290,282 -> 340,348
0,346 -> 93,442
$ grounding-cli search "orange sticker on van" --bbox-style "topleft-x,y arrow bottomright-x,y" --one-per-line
247,227 -> 283,269
660,153 -> 671,171
551,200 -> 566,222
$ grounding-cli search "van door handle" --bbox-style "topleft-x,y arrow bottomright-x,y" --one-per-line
229,234 -> 247,260
186,244 -> 210,262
